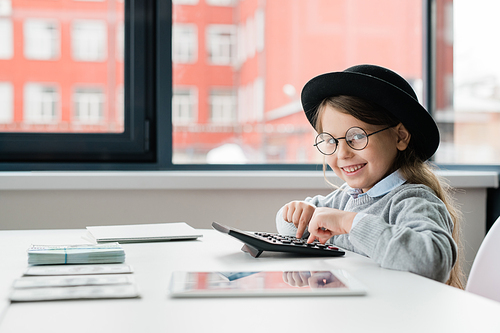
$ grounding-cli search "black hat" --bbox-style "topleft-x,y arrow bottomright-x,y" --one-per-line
301,64 -> 439,161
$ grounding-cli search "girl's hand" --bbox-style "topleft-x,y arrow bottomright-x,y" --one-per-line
306,208 -> 357,244
282,271 -> 345,289
282,271 -> 311,287
282,201 -> 316,238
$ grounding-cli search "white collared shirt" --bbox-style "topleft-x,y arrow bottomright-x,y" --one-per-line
349,170 -> 407,230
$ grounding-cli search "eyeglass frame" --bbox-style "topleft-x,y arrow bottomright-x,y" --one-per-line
313,126 -> 394,155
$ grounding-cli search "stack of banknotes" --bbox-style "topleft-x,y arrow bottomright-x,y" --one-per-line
27,243 -> 125,265
9,264 -> 140,302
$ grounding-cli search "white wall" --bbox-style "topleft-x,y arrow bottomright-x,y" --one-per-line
0,170 -> 497,280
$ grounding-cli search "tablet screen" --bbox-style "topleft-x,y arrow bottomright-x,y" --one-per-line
169,270 -> 366,298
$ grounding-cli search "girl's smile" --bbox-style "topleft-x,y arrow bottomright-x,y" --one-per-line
340,163 -> 366,174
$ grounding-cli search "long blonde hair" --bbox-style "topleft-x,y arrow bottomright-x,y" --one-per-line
316,95 -> 464,289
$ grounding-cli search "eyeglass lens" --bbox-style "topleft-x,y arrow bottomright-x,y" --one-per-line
315,127 -> 369,155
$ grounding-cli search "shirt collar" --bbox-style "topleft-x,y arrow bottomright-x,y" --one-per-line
346,170 -> 406,199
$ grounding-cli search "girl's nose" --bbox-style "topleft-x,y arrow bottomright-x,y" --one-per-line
336,140 -> 354,159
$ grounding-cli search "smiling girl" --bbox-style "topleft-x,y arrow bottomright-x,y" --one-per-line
276,65 -> 463,288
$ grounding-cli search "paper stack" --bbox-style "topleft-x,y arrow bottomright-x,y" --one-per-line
27,243 -> 125,265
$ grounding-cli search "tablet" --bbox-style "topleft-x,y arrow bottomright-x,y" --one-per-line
168,270 -> 366,298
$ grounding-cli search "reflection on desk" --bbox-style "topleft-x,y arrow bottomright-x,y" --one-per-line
1,229 -> 500,333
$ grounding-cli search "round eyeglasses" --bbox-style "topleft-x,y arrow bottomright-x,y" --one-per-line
314,126 -> 393,155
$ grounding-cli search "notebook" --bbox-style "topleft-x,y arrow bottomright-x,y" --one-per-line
86,222 -> 203,243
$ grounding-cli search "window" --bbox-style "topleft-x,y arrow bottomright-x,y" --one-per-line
0,19 -> 12,59
172,88 -> 197,124
116,85 -> 124,126
172,24 -> 197,64
0,0 -> 12,16
24,19 -> 59,60
173,0 -> 425,165
2,0 -> 500,170
172,0 -> 198,5
0,82 -> 13,123
73,87 -> 105,124
206,0 -> 234,6
434,0 -> 500,165
236,10 -> 264,66
0,0 -> 151,166
237,78 -> 264,123
24,83 -> 59,124
72,20 -> 107,62
207,25 -> 236,65
116,23 -> 124,61
210,89 -> 236,124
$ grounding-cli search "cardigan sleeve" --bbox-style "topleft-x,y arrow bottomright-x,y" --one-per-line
348,187 -> 457,283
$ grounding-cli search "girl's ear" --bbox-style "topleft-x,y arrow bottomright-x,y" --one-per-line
395,123 -> 411,151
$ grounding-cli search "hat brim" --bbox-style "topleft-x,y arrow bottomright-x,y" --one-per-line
301,71 -> 439,161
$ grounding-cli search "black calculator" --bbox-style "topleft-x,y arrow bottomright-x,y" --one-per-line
212,222 -> 345,258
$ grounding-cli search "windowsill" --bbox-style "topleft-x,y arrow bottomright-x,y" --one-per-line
0,170 -> 497,191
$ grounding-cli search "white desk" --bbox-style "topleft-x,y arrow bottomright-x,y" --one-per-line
0,229 -> 499,333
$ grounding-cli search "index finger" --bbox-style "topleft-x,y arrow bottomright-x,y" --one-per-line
296,218 -> 308,239
295,206 -> 314,238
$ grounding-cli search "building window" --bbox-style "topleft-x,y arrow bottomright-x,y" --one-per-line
116,22 -> 124,61
206,0 -> 234,6
24,83 -> 59,124
0,19 -> 12,59
172,24 -> 197,64
116,85 -> 124,126
72,20 -> 107,62
207,25 -> 236,65
0,0 -> 12,16
73,87 -> 105,124
172,0 -> 198,5
236,11 -> 265,65
0,82 -> 13,123
24,19 -> 59,60
172,88 -> 197,124
238,78 -> 264,123
210,89 -> 236,124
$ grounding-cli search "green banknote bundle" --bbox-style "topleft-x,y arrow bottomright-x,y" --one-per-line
27,243 -> 125,265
